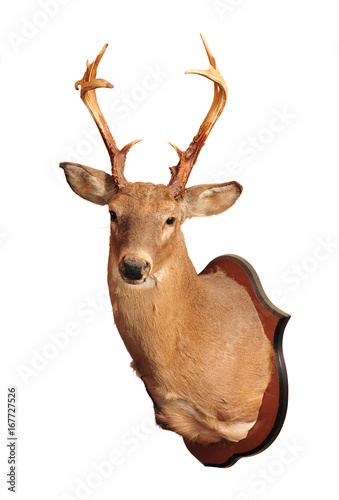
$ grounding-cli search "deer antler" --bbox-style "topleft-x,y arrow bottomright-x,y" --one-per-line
75,44 -> 141,188
167,34 -> 228,198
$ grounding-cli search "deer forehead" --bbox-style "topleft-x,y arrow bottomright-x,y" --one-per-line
108,182 -> 179,217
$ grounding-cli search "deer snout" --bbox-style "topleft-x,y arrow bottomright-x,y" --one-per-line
119,255 -> 152,284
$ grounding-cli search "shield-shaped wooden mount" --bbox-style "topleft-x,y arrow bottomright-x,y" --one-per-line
184,254 -> 290,467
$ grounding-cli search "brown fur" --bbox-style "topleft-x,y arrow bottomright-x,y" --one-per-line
62,168 -> 274,445
106,183 -> 274,444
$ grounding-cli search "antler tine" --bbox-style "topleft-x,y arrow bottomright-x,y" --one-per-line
167,34 -> 228,198
75,44 -> 141,188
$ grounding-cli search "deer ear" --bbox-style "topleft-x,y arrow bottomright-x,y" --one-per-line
179,181 -> 242,219
60,162 -> 117,205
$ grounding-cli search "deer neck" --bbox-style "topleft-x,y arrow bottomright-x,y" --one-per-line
107,232 -> 201,373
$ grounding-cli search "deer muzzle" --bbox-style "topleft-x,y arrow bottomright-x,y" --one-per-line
119,255 -> 152,284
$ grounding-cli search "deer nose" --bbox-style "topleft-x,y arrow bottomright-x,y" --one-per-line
120,257 -> 151,283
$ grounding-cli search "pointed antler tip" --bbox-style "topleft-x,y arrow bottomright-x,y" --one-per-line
198,34 -> 216,69
100,43 -> 109,56
129,138 -> 142,148
120,139 -> 142,156
168,141 -> 183,158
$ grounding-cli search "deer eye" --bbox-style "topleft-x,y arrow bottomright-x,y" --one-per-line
166,217 -> 175,225
110,211 -> 117,222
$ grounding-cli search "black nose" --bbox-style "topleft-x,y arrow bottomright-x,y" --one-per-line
122,261 -> 144,281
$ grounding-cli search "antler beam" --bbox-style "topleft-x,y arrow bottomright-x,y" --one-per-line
75,44 -> 141,188
167,34 -> 228,198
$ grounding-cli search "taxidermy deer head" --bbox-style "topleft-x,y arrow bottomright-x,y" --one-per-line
60,35 -> 273,445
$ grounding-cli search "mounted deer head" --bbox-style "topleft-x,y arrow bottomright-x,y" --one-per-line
60,36 -> 273,446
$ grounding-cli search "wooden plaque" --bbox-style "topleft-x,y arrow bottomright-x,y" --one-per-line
184,254 -> 290,467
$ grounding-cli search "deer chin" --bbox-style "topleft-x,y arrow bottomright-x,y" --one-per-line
121,275 -> 146,286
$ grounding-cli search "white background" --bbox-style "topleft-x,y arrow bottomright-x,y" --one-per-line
1,0 -> 339,499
